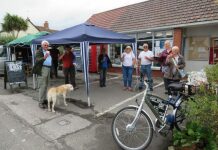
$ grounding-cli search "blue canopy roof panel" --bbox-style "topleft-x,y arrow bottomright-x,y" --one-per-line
32,23 -> 135,44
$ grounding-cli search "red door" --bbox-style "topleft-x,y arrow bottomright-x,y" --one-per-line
89,44 -> 108,72
89,45 -> 97,72
209,47 -> 214,64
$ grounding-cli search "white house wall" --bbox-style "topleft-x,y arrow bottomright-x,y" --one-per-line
185,25 -> 218,37
184,24 -> 218,72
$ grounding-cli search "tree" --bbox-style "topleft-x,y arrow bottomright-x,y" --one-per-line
1,13 -> 28,38
0,35 -> 16,45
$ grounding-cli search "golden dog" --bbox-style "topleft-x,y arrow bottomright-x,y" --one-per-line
47,84 -> 74,112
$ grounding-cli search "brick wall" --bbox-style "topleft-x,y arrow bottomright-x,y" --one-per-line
173,28 -> 182,50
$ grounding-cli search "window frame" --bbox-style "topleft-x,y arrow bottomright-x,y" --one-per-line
108,30 -> 174,69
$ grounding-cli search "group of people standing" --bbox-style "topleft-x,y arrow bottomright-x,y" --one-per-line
120,43 -> 155,92
34,39 -> 185,109
97,44 -> 154,91
98,40 -> 185,95
33,41 -> 77,108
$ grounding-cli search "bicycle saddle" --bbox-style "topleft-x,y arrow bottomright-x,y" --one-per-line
168,82 -> 184,91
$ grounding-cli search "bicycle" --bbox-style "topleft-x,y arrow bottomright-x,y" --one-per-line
112,81 -> 192,150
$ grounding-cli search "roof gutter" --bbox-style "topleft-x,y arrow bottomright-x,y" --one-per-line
119,20 -> 218,34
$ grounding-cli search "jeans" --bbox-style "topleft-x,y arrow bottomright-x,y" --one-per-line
99,68 -> 107,86
63,66 -> 76,87
140,64 -> 153,89
122,65 -> 134,88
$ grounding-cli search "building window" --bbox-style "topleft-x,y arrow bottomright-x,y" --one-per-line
154,31 -> 173,39
137,30 -> 173,68
154,39 -> 173,57
109,44 -> 122,65
137,32 -> 152,40
186,37 -> 209,61
109,44 -> 133,66
108,30 -> 173,68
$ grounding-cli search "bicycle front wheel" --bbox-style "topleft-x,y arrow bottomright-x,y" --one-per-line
112,106 -> 153,150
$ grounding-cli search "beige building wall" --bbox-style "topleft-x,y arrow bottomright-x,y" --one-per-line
17,21 -> 39,37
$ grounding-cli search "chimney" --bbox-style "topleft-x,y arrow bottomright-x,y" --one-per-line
44,21 -> 49,29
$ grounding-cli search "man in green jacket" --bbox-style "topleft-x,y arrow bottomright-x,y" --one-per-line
33,40 -> 52,108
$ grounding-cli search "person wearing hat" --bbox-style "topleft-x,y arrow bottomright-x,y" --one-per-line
59,45 -> 76,88
121,46 -> 136,91
138,43 -> 154,91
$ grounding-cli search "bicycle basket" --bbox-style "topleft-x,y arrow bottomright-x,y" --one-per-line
185,84 -> 209,95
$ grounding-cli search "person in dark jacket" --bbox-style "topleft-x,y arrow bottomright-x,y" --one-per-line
164,46 -> 185,92
32,40 -> 52,109
98,48 -> 111,87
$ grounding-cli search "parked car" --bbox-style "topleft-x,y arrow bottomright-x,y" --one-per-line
0,45 -> 7,75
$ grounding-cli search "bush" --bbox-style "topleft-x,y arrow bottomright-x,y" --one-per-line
186,92 -> 218,135
173,122 -> 217,150
205,64 -> 218,84
173,97 -> 218,150
173,65 -> 218,149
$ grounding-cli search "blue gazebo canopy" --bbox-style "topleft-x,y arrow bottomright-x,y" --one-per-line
32,23 -> 135,44
32,23 -> 136,107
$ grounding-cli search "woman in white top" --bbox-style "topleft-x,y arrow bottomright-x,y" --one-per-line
121,46 -> 136,91
138,43 -> 154,91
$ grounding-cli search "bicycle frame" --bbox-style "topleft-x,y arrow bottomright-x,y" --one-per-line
127,81 -> 185,133
127,81 -> 156,131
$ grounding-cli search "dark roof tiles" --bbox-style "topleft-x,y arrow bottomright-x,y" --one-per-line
87,0 -> 218,32
35,26 -> 57,33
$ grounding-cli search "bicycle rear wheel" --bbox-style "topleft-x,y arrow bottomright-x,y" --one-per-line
174,100 -> 188,131
112,106 -> 153,150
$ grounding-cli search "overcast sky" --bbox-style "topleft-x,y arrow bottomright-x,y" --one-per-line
0,0 -> 146,30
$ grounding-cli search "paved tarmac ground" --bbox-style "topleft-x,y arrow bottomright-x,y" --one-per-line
0,102 -> 58,150
0,72 -> 172,150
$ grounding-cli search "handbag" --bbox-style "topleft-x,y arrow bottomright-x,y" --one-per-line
161,66 -> 168,73
178,69 -> 187,78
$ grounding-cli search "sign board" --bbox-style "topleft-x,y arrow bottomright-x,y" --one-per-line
75,56 -> 83,71
4,61 -> 27,89
74,50 -> 83,71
